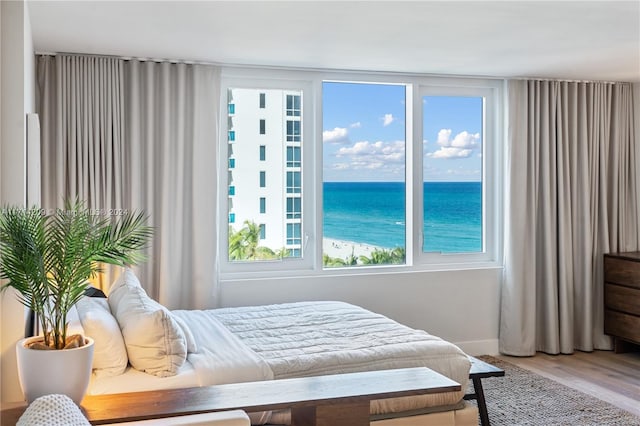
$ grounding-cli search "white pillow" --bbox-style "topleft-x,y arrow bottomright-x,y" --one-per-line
75,296 -> 128,378
108,269 -> 187,377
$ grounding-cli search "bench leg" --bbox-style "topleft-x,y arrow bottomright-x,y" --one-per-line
473,377 -> 491,426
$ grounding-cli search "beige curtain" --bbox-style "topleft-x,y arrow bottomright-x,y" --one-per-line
37,54 -> 220,309
123,60 -> 220,309
38,55 -> 126,213
500,80 -> 638,355
38,55 -> 126,290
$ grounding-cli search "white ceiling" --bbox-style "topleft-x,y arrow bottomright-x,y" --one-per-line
27,1 -> 640,82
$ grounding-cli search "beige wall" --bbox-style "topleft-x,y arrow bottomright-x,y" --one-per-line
0,0 -> 36,403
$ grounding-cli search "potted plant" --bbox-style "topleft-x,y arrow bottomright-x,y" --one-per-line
0,200 -> 152,403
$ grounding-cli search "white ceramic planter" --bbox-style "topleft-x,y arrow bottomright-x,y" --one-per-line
16,336 -> 94,404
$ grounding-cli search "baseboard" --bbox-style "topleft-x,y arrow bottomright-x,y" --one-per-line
454,339 -> 499,356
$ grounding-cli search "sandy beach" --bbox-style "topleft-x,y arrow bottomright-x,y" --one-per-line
323,237 -> 384,260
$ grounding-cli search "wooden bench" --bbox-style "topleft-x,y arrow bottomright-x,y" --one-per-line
464,356 -> 505,426
1,367 -> 461,426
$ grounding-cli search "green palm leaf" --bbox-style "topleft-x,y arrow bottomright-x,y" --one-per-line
0,200 -> 152,349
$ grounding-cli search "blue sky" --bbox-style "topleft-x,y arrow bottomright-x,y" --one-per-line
322,82 -> 483,182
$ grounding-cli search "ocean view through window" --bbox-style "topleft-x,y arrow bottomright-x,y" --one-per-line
423,95 -> 483,254
220,69 -> 501,275
323,82 -> 406,267
323,83 -> 485,267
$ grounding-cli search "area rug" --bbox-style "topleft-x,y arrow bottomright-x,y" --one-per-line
469,356 -> 640,426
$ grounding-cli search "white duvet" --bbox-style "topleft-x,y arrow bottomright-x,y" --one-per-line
178,301 -> 470,417
90,301 -> 470,423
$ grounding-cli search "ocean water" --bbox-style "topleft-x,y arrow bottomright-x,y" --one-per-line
323,182 -> 482,253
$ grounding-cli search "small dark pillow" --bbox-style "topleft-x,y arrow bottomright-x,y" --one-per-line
84,286 -> 107,298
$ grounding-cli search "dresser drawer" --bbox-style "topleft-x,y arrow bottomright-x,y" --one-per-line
604,256 -> 640,289
605,283 -> 640,315
604,309 -> 640,344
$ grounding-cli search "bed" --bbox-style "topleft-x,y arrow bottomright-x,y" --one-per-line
72,269 -> 478,426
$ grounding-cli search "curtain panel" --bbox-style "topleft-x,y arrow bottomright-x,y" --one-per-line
38,55 -> 126,291
37,54 -> 220,309
500,80 -> 638,356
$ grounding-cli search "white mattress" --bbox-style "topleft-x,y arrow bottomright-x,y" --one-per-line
89,301 -> 470,423
88,360 -> 199,395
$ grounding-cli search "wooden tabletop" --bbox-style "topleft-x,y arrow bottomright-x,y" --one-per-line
1,367 -> 461,425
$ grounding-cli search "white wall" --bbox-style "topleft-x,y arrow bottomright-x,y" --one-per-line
220,267 -> 502,355
0,0 -> 36,403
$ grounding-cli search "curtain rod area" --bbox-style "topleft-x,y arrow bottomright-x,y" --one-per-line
35,51 -> 628,85
35,51 -> 220,67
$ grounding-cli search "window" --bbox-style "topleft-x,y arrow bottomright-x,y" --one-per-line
286,94 -> 301,116
286,120 -> 300,142
323,82 -> 406,267
223,84 -> 308,267
286,197 -> 301,219
228,131 -> 235,142
286,171 -> 301,193
416,84 -> 499,265
422,95 -> 483,254
286,223 -> 301,245
228,158 -> 235,169
286,147 -> 301,167
220,71 -> 501,275
228,104 -> 235,114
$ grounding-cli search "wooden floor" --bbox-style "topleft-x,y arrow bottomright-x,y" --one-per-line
498,350 -> 640,417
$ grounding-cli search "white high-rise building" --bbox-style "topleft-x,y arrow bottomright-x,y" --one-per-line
227,88 -> 302,258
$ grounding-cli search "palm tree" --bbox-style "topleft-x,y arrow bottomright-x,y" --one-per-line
359,247 -> 406,265
229,220 -> 281,261
0,200 -> 152,349
323,253 -> 346,267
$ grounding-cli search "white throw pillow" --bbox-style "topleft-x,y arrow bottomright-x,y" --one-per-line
75,296 -> 128,378
108,269 -> 187,377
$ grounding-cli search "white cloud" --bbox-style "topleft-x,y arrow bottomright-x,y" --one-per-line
427,147 -> 473,159
334,140 -> 405,171
323,127 -> 349,144
428,129 -> 480,159
350,122 -> 362,128
382,114 -> 394,127
437,129 -> 480,148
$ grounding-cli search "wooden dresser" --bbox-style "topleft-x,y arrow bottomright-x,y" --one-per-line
604,252 -> 640,352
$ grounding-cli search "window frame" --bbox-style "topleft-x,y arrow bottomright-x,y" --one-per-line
412,82 -> 502,267
219,70 -> 316,275
219,68 -> 503,279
